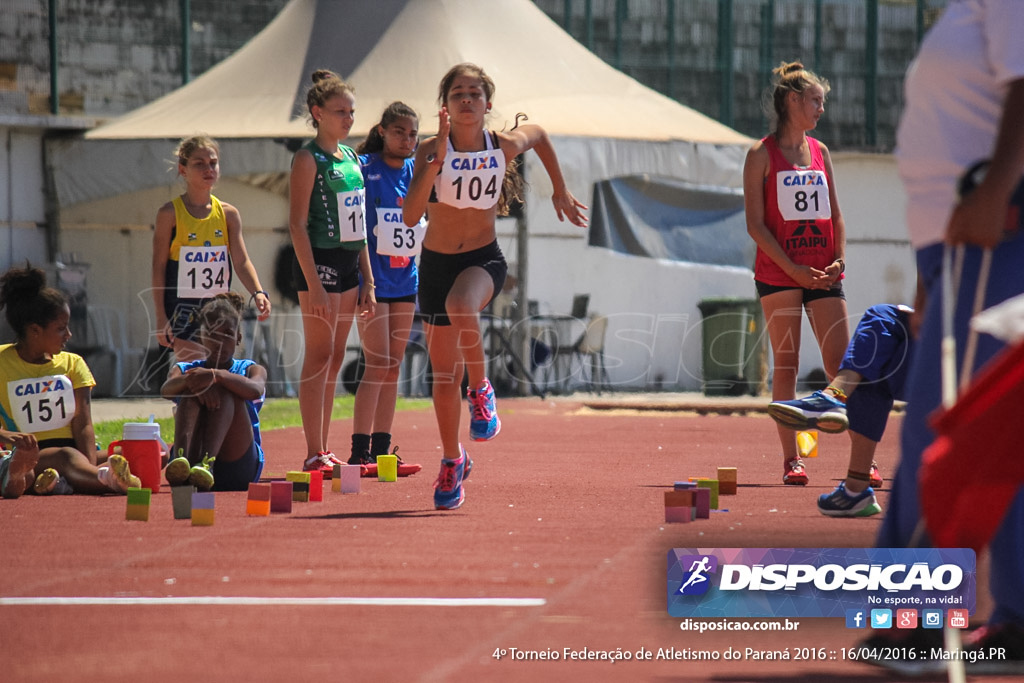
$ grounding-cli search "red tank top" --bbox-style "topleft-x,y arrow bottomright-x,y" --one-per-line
754,135 -> 835,287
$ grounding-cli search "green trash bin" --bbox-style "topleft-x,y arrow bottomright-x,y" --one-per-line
697,298 -> 766,396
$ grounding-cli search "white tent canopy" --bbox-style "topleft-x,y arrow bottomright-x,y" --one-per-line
84,0 -> 748,144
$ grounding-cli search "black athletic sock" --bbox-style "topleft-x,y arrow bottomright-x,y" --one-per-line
370,432 -> 392,458
350,433 -> 371,464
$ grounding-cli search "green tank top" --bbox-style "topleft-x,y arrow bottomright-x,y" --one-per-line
303,141 -> 366,250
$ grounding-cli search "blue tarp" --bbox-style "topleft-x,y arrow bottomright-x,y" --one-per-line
588,175 -> 754,268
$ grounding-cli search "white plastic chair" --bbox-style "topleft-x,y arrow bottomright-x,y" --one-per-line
86,305 -> 145,397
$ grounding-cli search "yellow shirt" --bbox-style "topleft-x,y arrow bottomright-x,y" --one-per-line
0,344 -> 95,442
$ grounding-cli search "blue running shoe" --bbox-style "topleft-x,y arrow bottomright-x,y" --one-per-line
817,481 -> 882,517
767,390 -> 849,434
434,446 -> 473,511
468,378 -> 501,441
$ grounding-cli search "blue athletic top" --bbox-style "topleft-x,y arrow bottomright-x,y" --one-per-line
359,153 -> 418,299
175,358 -> 265,463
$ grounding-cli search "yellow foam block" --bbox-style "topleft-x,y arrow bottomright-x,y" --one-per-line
125,503 -> 150,521
797,430 -> 818,458
191,508 -> 215,526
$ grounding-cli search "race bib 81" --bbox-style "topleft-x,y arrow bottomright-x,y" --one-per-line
776,170 -> 832,222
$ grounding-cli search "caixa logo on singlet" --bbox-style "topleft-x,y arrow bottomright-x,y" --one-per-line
675,554 -> 719,595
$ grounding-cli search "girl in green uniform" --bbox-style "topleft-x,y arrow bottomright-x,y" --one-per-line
289,70 -> 376,475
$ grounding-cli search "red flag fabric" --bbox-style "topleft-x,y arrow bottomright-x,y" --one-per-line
920,337 -> 1024,551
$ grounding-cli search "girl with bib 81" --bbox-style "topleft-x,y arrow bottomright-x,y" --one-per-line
743,61 -> 850,487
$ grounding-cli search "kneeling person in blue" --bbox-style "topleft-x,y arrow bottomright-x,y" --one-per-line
768,304 -> 915,517
161,293 -> 266,491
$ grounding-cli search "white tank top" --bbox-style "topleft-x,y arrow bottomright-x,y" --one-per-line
433,131 -> 506,210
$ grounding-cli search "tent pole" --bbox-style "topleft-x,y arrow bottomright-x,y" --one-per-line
514,164 -> 530,397
180,0 -> 191,84
49,0 -> 58,114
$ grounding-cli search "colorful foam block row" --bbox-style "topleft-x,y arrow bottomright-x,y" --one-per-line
270,481 -> 293,513
673,481 -> 697,490
171,485 -> 195,520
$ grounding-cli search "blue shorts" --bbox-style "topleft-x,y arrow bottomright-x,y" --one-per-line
211,440 -> 263,492
841,304 -> 914,442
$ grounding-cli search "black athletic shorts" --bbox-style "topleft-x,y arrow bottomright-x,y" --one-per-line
292,246 -> 360,294
418,240 -> 507,326
755,280 -> 846,304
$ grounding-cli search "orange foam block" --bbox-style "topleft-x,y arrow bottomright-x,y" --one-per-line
717,467 -> 737,495
246,482 -> 271,516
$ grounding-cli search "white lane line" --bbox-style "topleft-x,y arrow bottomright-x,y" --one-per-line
0,596 -> 546,607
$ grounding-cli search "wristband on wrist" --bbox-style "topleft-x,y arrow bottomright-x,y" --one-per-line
250,290 -> 269,305
834,258 -> 845,274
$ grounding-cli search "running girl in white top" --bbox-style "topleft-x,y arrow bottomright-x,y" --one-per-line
402,63 -> 588,510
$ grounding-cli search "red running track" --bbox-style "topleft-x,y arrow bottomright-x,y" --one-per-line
0,399 -> 1008,682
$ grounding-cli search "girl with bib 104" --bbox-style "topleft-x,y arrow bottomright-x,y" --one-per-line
402,63 -> 588,510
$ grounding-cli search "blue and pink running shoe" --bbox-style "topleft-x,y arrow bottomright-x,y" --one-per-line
434,446 -> 474,510
468,378 -> 501,441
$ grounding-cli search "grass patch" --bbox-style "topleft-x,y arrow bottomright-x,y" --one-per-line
93,396 -> 431,448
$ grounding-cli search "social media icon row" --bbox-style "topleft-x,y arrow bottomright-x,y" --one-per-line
845,608 -> 969,629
